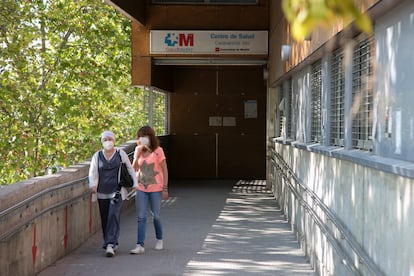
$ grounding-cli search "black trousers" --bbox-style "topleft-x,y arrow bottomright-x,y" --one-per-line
98,198 -> 123,248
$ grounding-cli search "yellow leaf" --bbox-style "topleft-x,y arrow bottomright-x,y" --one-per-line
356,14 -> 373,33
282,0 -> 295,21
310,0 -> 328,20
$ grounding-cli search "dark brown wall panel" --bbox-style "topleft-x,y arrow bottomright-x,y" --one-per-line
169,66 -> 266,179
131,22 -> 151,86
173,67 -> 216,96
151,65 -> 173,91
107,0 -> 146,24
218,133 -> 265,179
127,1 -> 269,179
168,134 -> 216,179
131,22 -> 149,55
147,1 -> 269,30
132,56 -> 151,86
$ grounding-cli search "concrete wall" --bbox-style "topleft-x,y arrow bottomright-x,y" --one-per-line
374,0 -> 414,162
268,141 -> 414,276
0,142 -> 136,276
266,1 -> 414,274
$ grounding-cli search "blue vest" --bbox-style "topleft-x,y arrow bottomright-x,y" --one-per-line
97,150 -> 121,194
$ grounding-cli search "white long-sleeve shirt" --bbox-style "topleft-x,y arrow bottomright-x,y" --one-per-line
88,147 -> 137,199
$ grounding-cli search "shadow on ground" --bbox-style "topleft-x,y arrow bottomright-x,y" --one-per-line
38,179 -> 315,276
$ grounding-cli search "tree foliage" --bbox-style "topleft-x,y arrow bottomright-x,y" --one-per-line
282,0 -> 373,41
0,0 -> 146,184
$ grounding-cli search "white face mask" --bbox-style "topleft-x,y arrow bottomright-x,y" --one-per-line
102,140 -> 114,150
139,136 -> 150,146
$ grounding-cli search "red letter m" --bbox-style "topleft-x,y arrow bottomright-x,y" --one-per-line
179,34 -> 194,46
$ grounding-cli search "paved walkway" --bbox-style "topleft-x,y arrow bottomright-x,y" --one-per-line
38,179 -> 316,276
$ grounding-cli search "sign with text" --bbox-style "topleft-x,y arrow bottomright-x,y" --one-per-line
244,100 -> 257,118
150,30 -> 268,55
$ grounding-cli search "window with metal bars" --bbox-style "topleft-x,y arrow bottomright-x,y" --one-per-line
141,87 -> 170,135
141,88 -> 151,124
278,85 -> 285,138
351,38 -> 373,150
286,79 -> 294,140
330,49 -> 345,147
311,60 -> 322,143
152,89 -> 170,136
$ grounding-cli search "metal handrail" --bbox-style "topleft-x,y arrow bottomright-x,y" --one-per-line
0,176 -> 88,219
0,190 -> 90,242
0,144 -> 137,243
270,148 -> 384,276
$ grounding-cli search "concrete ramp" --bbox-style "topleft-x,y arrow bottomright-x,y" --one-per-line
38,180 -> 315,276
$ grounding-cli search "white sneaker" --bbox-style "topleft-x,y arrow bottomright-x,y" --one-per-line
130,244 -> 145,254
154,239 -> 163,250
105,244 -> 115,257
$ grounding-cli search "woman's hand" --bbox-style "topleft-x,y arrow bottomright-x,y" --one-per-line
90,186 -> 97,193
136,145 -> 144,154
162,185 -> 168,200
139,144 -> 151,153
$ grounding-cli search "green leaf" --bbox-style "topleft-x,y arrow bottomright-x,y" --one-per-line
0,0 -> 148,184
282,0 -> 373,41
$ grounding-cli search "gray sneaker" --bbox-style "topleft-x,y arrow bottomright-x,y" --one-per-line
154,240 -> 163,250
130,244 -> 145,254
105,244 -> 115,257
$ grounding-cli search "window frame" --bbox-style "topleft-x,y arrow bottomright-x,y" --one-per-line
329,49 -> 345,147
351,37 -> 374,151
311,60 -> 322,143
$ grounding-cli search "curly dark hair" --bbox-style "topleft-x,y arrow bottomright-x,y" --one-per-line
136,125 -> 159,151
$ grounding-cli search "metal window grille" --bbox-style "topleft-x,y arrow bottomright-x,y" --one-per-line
278,85 -> 285,138
311,60 -> 322,143
142,88 -> 151,124
142,87 -> 170,135
330,49 -> 345,146
352,38 -> 373,150
152,89 -> 170,135
286,79 -> 294,139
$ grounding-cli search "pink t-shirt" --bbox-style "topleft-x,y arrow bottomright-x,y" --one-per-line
135,147 -> 166,192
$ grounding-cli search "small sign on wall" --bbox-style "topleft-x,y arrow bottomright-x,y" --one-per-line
209,116 -> 222,126
223,117 -> 236,126
244,100 -> 257,118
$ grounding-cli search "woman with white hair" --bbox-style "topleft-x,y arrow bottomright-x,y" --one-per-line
88,130 -> 137,257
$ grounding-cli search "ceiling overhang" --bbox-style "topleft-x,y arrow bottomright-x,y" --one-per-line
104,0 -> 145,24
152,57 -> 267,66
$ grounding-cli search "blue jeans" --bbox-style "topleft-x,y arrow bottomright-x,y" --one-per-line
135,190 -> 163,246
